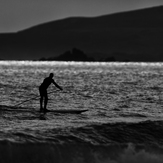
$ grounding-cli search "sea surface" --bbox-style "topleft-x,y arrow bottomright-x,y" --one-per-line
0,61 -> 163,163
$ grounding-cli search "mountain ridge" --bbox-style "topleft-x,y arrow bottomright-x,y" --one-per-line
0,5 -> 163,61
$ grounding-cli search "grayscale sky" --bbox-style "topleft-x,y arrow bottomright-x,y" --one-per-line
1,0 -> 163,32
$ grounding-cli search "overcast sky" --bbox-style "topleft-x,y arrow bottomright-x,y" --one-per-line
1,0 -> 163,33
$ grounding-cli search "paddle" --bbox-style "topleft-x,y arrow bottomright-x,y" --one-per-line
14,89 -> 60,107
14,88 -> 90,107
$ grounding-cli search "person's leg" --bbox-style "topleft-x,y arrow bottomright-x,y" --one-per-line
40,96 -> 43,111
44,90 -> 48,111
39,87 -> 44,112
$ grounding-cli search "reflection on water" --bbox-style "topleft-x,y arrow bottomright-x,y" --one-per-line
0,61 -> 163,126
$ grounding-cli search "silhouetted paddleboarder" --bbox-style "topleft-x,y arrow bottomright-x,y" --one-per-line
39,73 -> 63,112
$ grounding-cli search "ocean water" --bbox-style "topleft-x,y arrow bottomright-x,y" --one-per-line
0,61 -> 163,163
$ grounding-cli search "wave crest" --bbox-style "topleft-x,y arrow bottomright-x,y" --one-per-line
0,141 -> 163,163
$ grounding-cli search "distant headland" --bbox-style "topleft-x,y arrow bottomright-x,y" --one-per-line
39,48 -> 116,62
0,6 -> 163,61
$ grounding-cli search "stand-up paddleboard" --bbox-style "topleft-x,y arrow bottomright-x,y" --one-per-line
0,105 -> 88,114
43,109 -> 88,114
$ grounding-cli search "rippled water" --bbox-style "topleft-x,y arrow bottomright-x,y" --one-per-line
1,61 -> 163,163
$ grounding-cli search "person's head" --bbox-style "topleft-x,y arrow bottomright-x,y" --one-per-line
49,73 -> 54,78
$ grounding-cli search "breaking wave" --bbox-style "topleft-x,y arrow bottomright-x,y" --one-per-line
0,141 -> 163,163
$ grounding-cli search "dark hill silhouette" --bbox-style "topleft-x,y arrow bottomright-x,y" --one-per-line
0,6 -> 163,61
39,48 -> 95,61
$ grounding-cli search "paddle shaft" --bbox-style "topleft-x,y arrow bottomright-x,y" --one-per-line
14,89 -> 59,107
14,89 -> 89,107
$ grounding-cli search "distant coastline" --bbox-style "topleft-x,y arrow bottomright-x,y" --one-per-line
38,48 -> 117,62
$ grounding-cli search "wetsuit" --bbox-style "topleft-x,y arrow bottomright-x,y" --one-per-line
39,76 -> 62,111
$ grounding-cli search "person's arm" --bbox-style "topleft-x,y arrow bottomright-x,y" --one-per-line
53,80 -> 63,90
